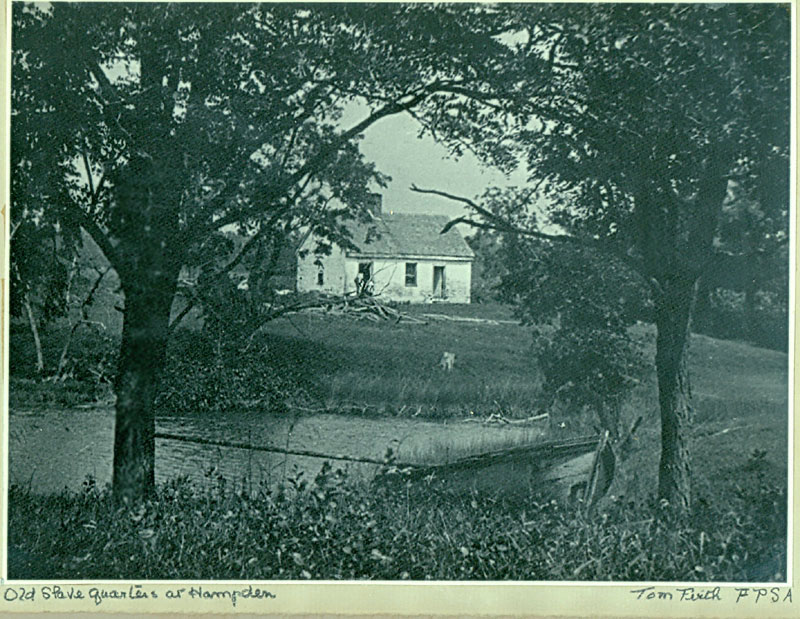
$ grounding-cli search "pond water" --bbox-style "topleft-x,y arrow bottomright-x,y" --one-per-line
8,407 -> 546,495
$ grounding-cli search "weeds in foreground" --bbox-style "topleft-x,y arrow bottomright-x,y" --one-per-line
8,465 -> 786,582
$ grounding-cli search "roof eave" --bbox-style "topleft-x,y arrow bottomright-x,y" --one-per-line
345,251 -> 474,261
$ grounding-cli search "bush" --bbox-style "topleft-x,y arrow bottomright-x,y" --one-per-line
494,238 -> 648,433
157,328 -> 318,415
9,321 -> 118,407
534,327 -> 645,436
693,287 -> 788,351
7,467 -> 786,581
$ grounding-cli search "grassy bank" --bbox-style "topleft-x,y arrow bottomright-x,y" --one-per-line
8,464 -> 785,581
11,303 -> 788,420
256,306 -> 543,418
8,303 -> 789,581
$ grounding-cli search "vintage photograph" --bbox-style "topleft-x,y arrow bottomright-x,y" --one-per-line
6,1 -> 791,585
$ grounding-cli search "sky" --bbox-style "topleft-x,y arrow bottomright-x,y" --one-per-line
344,107 -> 530,221
95,28 -> 533,232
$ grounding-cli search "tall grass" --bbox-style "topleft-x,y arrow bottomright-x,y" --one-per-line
324,371 -> 543,419
8,464 -> 786,581
400,423 -> 546,465
257,311 -> 546,419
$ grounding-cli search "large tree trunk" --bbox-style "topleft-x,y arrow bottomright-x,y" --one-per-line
112,275 -> 176,502
653,272 -> 698,513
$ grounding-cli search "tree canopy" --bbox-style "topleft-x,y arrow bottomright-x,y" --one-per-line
507,3 -> 790,269
415,3 -> 791,513
11,2 -> 535,499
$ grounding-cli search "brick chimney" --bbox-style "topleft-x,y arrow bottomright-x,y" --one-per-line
366,192 -> 383,217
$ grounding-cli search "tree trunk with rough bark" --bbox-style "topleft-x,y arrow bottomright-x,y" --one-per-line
653,272 -> 698,513
112,275 -> 176,502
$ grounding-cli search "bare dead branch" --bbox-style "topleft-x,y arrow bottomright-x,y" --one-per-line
64,201 -> 124,278
410,184 -> 649,279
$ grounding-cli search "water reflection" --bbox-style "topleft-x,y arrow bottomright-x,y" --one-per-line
9,407 -> 545,495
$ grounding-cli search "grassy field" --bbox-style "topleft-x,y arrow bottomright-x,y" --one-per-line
255,303 -> 788,412
256,305 -> 542,418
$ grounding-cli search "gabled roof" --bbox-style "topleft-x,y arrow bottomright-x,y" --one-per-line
345,213 -> 474,259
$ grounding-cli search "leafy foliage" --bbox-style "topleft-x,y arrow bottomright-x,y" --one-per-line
465,230 -> 506,304
534,328 -> 644,435
509,4 -> 790,257
8,468 -> 785,581
694,182 -> 790,350
694,287 -> 789,352
157,328 -> 318,416
496,229 -> 647,433
11,3 -> 533,496
11,3 -> 524,288
445,3 -> 792,510
9,224 -> 71,321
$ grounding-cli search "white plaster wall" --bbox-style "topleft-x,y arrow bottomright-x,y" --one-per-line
296,232 -> 472,302
343,257 -> 472,303
296,238 -> 348,294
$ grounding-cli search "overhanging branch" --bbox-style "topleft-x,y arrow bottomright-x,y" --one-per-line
191,79 -> 478,243
64,202 -> 124,279
410,184 -> 648,279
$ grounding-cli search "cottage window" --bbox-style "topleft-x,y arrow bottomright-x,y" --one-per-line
405,263 -> 417,287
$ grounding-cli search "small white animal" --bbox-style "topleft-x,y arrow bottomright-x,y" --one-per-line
439,351 -> 455,371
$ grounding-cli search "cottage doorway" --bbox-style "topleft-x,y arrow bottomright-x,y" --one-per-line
358,262 -> 373,282
433,266 -> 446,298
357,261 -> 374,295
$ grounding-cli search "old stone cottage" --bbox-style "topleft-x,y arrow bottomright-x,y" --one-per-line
297,196 -> 474,303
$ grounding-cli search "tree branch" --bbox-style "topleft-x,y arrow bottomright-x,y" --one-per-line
410,184 -> 649,278
191,86 -> 439,244
434,82 -> 505,111
64,202 -> 124,279
167,291 -> 198,334
81,148 -> 95,198
10,218 -> 22,241
93,173 -> 107,205
280,89 -> 433,191
87,59 -> 122,103
169,223 -> 275,333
